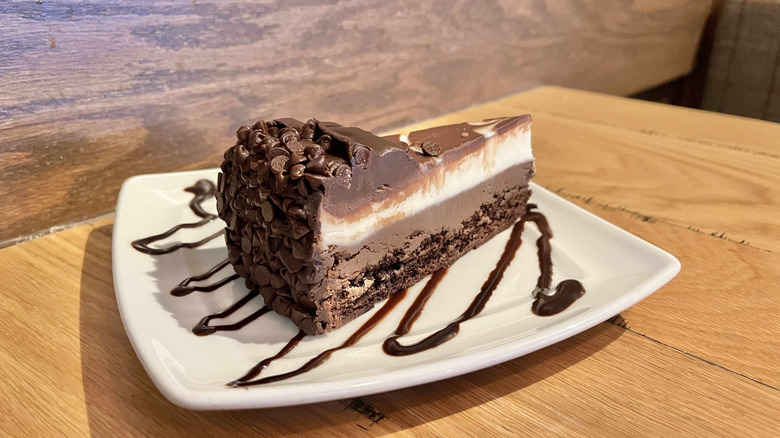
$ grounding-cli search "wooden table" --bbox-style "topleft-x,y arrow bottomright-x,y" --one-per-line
2,87 -> 778,436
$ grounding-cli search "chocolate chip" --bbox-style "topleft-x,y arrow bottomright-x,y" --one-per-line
334,164 -> 352,188
273,172 -> 288,193
421,141 -> 442,156
299,264 -> 324,284
299,316 -> 318,335
289,152 -> 307,166
248,130 -> 265,148
289,163 -> 305,180
270,218 -> 291,236
305,144 -> 324,159
272,296 -> 294,317
316,134 -> 332,150
233,265 -> 247,277
234,145 -> 249,165
236,126 -> 251,142
288,205 -> 306,220
260,201 -> 274,222
304,173 -> 326,190
324,156 -> 346,175
259,286 -> 276,303
252,120 -> 268,132
352,145 -> 370,167
291,306 -> 309,326
228,247 -> 242,264
293,279 -> 310,294
254,265 -> 271,286
241,236 -> 252,253
280,127 -> 300,144
291,238 -> 313,259
270,155 -> 289,174
296,179 -> 309,196
301,119 -> 316,140
279,249 -> 304,273
268,126 -> 280,137
285,139 -> 305,155
216,193 -> 225,214
276,285 -> 293,297
269,274 -> 286,289
267,147 -> 290,161
290,220 -> 310,239
305,155 -> 327,175
282,198 -> 294,212
261,136 -> 281,152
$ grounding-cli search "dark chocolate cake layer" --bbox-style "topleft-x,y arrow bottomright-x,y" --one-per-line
216,116 -> 534,334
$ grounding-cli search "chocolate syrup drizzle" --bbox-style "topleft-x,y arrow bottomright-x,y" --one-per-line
171,258 -> 240,297
229,330 -> 307,386
383,205 -> 585,356
131,180 -> 585,387
131,180 -> 222,255
192,290 -> 271,336
233,290 -> 407,387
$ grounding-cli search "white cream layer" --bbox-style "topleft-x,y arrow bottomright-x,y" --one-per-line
319,123 -> 533,247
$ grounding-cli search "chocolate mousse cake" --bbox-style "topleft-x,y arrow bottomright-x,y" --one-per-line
216,116 -> 534,335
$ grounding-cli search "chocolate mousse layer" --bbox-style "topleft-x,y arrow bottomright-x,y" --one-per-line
216,116 -> 534,334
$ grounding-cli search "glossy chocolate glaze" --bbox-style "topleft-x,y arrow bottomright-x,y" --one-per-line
131,180 -> 221,255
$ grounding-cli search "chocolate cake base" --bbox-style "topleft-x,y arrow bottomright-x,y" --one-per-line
307,184 -> 531,331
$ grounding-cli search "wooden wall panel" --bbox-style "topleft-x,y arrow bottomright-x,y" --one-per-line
0,0 -> 711,245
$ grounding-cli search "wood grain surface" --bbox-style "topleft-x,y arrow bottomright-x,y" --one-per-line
0,0 -> 712,246
1,87 -> 779,437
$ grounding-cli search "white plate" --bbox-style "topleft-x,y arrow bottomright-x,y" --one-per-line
113,168 -> 679,410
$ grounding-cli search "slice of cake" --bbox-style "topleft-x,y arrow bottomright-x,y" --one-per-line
216,116 -> 534,335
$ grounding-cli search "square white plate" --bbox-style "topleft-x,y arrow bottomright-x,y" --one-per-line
113,168 -> 679,410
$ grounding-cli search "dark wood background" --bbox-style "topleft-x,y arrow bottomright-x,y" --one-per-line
0,0 -> 710,246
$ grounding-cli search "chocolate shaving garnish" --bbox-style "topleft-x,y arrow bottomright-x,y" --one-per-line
421,141 -> 442,156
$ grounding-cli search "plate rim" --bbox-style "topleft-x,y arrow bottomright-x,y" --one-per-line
112,168 -> 680,410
